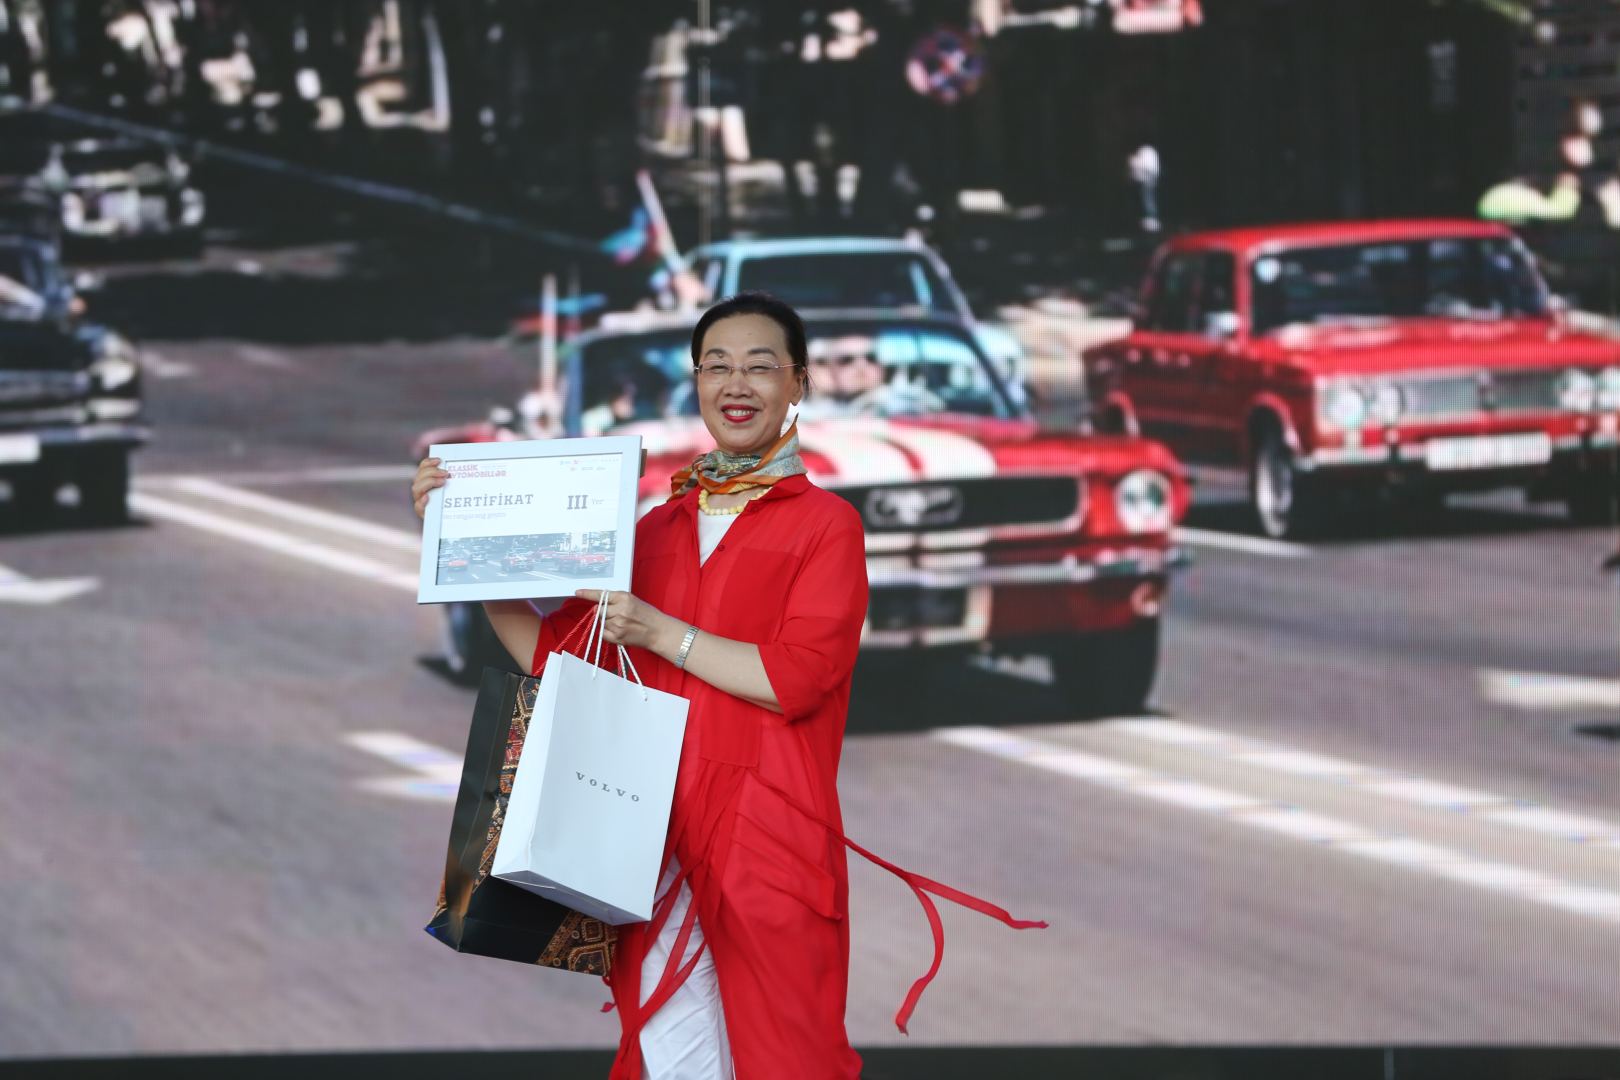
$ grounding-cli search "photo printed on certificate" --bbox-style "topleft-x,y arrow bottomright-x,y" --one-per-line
434,452 -> 622,588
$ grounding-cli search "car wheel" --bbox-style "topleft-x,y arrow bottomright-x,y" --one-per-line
76,451 -> 130,525
1249,427 -> 1324,540
8,469 -> 60,525
440,601 -> 516,686
1047,618 -> 1161,719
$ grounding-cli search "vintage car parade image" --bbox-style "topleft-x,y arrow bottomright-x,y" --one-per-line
2,2 -> 1618,1078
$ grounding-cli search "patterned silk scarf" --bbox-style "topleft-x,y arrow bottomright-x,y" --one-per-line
668,420 -> 808,497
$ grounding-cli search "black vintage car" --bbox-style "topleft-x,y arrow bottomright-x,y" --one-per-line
38,137 -> 207,245
0,322 -> 146,524
0,114 -> 205,246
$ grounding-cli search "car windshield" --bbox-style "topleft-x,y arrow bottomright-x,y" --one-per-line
1248,237 -> 1549,336
734,253 -> 959,315
568,321 -> 1014,435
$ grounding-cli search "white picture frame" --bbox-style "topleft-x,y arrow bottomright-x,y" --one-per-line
417,435 -> 642,604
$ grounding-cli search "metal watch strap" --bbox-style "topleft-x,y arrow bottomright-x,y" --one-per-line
674,625 -> 698,669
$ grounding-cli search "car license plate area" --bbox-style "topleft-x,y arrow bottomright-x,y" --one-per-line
1424,433 -> 1552,472
140,195 -> 169,224
0,433 -> 42,465
869,586 -> 968,632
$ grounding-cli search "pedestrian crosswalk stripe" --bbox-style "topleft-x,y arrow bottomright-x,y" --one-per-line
129,491 -> 419,592
934,724 -> 1620,926
165,476 -> 420,552
1098,717 -> 1620,849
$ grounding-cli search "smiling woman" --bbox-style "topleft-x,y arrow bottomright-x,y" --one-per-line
689,300 -> 808,465
410,292 -> 1044,1080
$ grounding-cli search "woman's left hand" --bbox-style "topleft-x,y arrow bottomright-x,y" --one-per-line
575,589 -> 681,654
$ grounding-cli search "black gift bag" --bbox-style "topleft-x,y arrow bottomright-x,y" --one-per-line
425,666 -> 617,974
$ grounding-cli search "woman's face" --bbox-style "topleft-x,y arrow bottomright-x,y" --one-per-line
695,313 -> 804,456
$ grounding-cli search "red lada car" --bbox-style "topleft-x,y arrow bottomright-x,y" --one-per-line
1084,220 -> 1620,538
417,310 -> 1190,718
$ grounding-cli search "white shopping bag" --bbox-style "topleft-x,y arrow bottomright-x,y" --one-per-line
492,597 -> 689,925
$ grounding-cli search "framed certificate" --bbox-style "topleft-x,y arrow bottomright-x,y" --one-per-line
417,435 -> 642,604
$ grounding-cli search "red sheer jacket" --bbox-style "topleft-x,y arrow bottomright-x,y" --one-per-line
531,474 -> 1044,1079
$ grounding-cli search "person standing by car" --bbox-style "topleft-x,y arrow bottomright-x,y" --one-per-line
1128,142 -> 1162,233
411,292 -> 1044,1079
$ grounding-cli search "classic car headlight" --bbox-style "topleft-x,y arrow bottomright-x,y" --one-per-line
1322,384 -> 1368,430
1597,367 -> 1620,412
1370,383 -> 1405,425
1115,469 -> 1174,534
90,353 -> 140,392
1557,368 -> 1597,412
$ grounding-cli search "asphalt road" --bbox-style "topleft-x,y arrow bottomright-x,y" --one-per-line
2,165 -> 1618,1058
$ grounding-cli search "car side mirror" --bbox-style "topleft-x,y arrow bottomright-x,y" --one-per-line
1204,310 -> 1241,339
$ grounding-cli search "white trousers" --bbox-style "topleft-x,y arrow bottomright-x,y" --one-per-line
639,857 -> 734,1080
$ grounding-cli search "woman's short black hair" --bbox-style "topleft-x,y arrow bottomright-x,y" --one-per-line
690,291 -> 810,373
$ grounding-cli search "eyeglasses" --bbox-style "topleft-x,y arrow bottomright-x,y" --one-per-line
694,360 -> 795,384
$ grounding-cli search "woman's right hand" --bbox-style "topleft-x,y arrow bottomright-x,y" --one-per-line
411,457 -> 450,520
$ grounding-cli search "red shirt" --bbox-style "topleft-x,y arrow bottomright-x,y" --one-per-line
532,474 -> 1042,1078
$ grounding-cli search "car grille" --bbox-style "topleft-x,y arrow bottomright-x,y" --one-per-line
834,477 -> 1081,534
0,404 -> 87,428
868,586 -> 968,632
0,370 -> 89,408
1398,369 -> 1562,419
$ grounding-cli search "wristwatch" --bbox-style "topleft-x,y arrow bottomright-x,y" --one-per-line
674,625 -> 699,669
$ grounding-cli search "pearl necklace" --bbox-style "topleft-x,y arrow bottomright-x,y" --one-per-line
698,488 -> 766,516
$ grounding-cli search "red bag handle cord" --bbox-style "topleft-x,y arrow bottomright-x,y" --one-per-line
546,599 -> 608,664
765,741 -> 1048,1033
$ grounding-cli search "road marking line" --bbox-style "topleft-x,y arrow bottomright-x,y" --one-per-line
235,344 -> 297,371
1101,717 -> 1236,745
1479,669 -> 1620,711
163,477 -> 421,553
1132,778 -> 1263,812
1229,748 -> 1371,779
1544,888 -> 1620,919
1172,527 -> 1311,559
1482,806 -> 1619,843
1098,717 -> 1620,850
346,731 -> 460,801
0,563 -> 100,605
1362,778 -> 1506,810
1429,860 -> 1549,892
1340,836 -> 1457,868
1024,748 -> 1146,783
934,725 -> 1620,925
139,349 -> 195,379
129,491 -> 419,591
1235,807 -> 1374,844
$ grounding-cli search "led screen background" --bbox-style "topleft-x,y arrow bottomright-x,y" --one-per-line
1,0 -> 1617,1060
